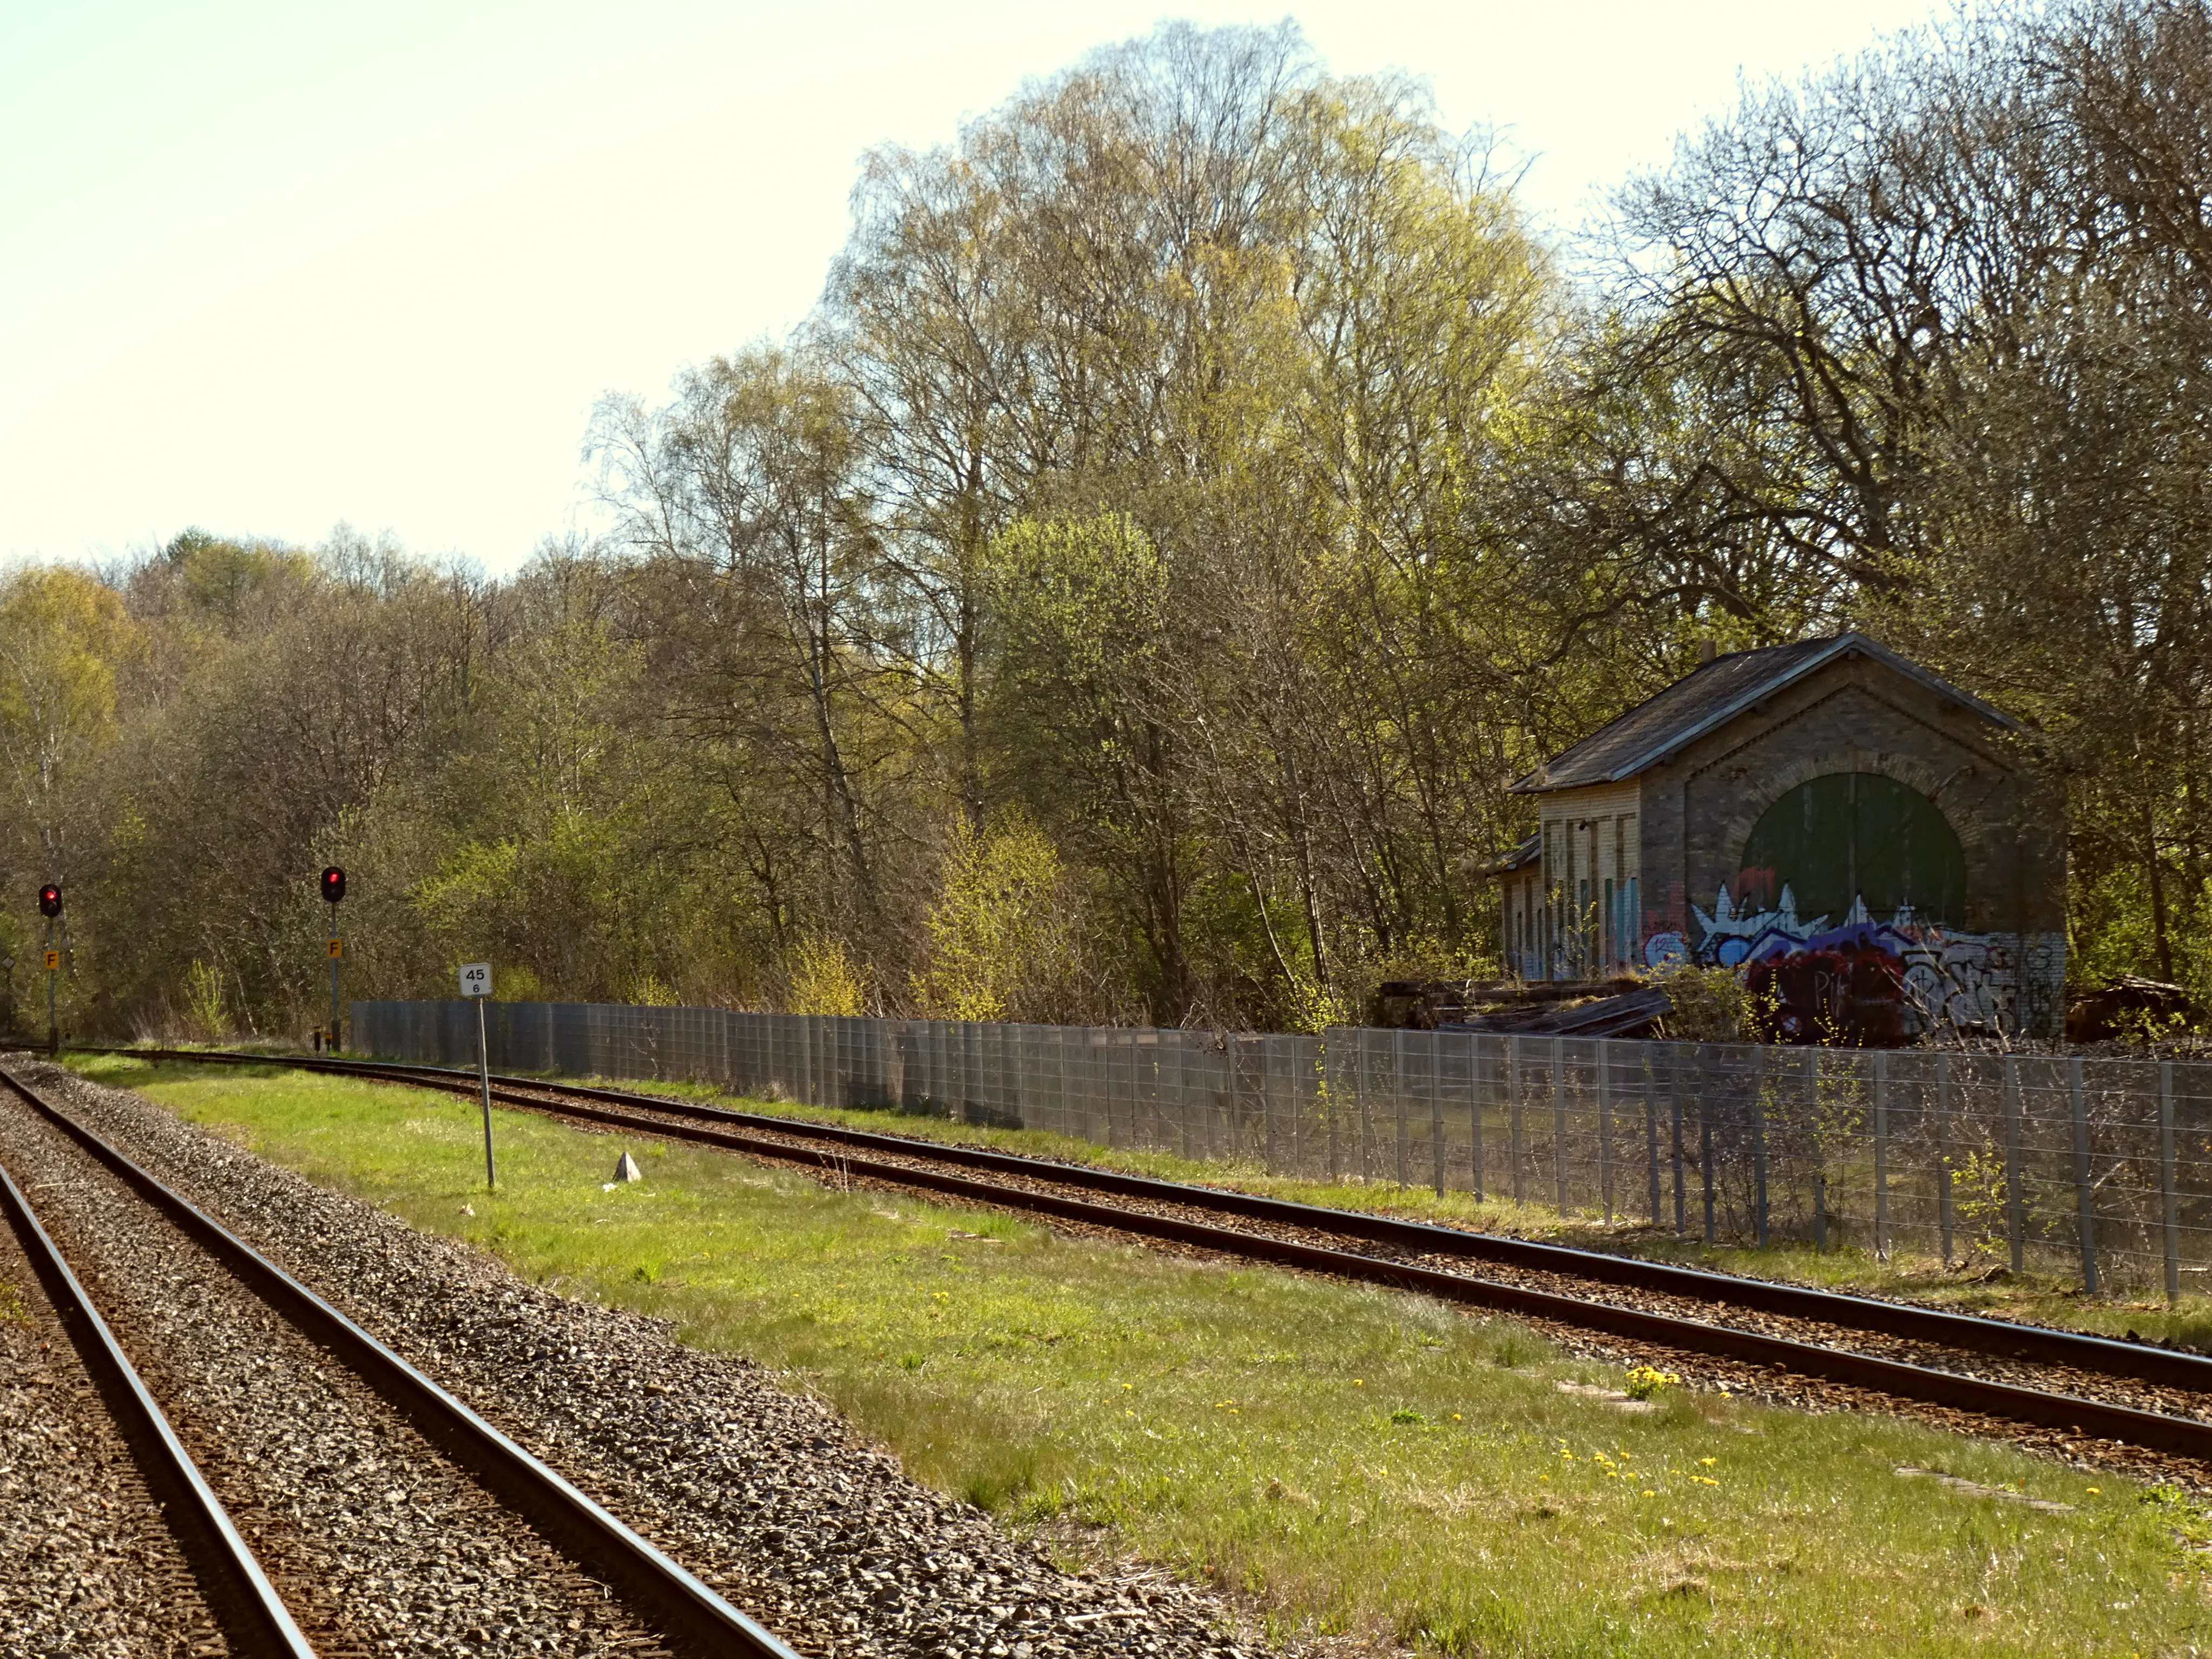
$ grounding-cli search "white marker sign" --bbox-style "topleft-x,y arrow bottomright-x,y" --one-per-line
458,962 -> 493,999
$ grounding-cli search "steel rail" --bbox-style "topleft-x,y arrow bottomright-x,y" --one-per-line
104,1044 -> 2212,1395
0,1065 -> 801,1659
0,1153 -> 318,1658
77,1046 -> 2212,1460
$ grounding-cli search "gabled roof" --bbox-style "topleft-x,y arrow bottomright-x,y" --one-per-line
1510,632 -> 2018,795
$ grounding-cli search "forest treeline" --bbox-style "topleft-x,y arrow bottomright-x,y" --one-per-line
6,0 -> 2208,1039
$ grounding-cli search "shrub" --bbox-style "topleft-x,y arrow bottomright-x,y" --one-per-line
1652,962 -> 1752,1042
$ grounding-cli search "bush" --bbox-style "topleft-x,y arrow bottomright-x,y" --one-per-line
1651,962 -> 1752,1042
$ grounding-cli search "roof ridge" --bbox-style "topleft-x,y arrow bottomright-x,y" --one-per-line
1510,633 -> 2014,794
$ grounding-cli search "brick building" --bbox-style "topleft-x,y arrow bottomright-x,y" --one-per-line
1496,633 -> 2066,1039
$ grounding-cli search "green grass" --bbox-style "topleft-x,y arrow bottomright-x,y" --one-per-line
67,1051 -> 2212,1657
493,1065 -> 2212,1352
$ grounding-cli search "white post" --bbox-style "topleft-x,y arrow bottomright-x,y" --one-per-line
477,995 -> 496,1191
459,962 -> 496,1191
2161,1061 -> 2181,1303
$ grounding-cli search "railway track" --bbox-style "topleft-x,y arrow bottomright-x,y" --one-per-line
0,1146 -> 313,1656
82,1045 -> 2212,1469
0,1062 -> 801,1659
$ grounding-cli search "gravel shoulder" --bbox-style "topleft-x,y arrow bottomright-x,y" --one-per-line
7,1057 -> 1271,1659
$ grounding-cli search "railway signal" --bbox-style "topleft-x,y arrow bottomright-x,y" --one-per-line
320,867 -> 345,1051
37,883 -> 60,1052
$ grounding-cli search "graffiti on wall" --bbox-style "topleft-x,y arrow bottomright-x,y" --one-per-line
1652,880 -> 2015,1039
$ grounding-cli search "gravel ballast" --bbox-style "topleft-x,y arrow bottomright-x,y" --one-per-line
0,1175 -> 228,1659
1,1059 -> 1265,1659
0,1083 -> 677,1659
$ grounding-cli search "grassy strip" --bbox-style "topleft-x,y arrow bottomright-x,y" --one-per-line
69,1051 -> 2209,1657
188,1039 -> 2212,1345
495,1064 -> 2212,1352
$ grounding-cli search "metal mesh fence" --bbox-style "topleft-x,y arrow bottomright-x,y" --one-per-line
354,1000 -> 2212,1294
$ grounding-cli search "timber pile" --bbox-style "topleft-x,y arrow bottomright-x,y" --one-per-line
2066,977 -> 2204,1043
1371,978 -> 1667,1038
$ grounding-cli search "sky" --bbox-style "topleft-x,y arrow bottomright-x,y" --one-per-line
0,1 -> 1948,577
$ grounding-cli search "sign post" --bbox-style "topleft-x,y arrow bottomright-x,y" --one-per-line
459,962 -> 495,1190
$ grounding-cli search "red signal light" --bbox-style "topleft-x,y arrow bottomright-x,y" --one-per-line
37,884 -> 60,918
320,867 -> 347,904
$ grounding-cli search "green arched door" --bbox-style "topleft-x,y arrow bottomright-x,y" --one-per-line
1740,772 -> 1965,929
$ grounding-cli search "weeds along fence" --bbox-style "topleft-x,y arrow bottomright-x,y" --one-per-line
355,1000 -> 2212,1296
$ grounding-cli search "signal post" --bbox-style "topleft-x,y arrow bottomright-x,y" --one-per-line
38,883 -> 60,1054
320,866 -> 345,1050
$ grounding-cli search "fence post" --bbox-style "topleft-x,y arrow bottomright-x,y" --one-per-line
1597,1039 -> 1614,1225
1510,1036 -> 1527,1207
1429,1031 -> 1446,1197
1123,1030 -> 1142,1150
1750,1044 -> 1769,1249
1294,1036 -> 1309,1175
1552,1035 -> 1569,1217
1935,1052 -> 1954,1268
1643,1045 -> 1661,1227
2069,1056 -> 2099,1295
1808,1051 -> 1826,1253
1670,1048 -> 1687,1235
1207,1033 -> 1225,1162
2161,1059 -> 2181,1304
2003,1056 -> 2026,1274
1325,1030 -> 1344,1183
1358,1028 -> 1377,1182
1470,1037 -> 1486,1202
1699,1047 -> 1716,1243
1873,1050 -> 1891,1261
1394,1029 -> 1412,1189
1179,1036 -> 1197,1161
